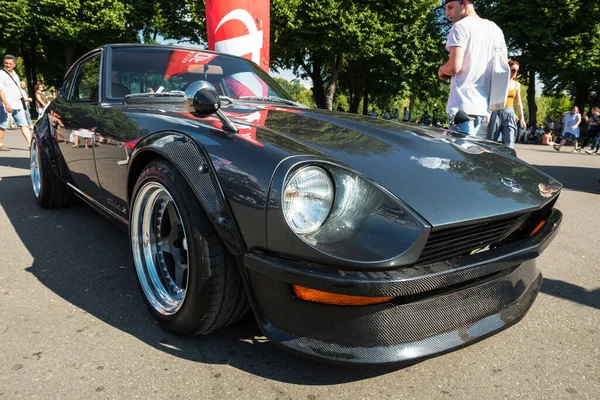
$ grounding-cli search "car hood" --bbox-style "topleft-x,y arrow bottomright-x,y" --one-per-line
218,105 -> 561,228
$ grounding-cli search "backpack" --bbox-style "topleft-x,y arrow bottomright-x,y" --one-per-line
488,44 -> 510,112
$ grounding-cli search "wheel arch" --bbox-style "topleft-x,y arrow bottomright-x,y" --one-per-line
33,116 -> 62,177
127,131 -> 245,255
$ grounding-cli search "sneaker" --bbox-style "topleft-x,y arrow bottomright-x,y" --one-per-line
554,147 -> 560,152
0,144 -> 9,151
586,150 -> 594,154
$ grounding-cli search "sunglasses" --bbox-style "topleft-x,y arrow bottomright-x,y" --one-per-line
510,69 -> 519,72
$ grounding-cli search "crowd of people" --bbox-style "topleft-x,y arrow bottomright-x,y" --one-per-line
507,105 -> 600,155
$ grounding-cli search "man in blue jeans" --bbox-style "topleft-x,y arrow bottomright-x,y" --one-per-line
0,55 -> 32,151
438,0 -> 507,135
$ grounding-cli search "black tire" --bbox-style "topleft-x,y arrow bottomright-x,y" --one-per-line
30,136 -> 75,208
130,160 -> 249,335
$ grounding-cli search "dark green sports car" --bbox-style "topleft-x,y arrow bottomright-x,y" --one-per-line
30,44 -> 562,367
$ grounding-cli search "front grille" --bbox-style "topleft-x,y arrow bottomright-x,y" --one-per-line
417,213 -> 530,265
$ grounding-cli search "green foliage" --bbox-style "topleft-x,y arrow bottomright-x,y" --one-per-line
478,0 -> 599,111
0,0 -> 207,90
273,77 -> 317,108
0,0 -> 136,91
37,0 -> 129,43
271,0 -> 444,111
296,90 -> 318,109
127,0 -> 206,44
333,93 -> 349,112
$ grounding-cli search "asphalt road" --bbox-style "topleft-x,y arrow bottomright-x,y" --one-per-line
1,131 -> 598,399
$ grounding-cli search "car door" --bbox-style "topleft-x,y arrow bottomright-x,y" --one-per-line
93,103 -> 141,220
52,53 -> 102,200
93,47 -> 153,220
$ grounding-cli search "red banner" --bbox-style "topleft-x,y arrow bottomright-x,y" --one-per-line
164,50 -> 217,79
206,0 -> 270,73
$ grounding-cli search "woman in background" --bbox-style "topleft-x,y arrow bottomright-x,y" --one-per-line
487,61 -> 526,148
34,82 -> 48,119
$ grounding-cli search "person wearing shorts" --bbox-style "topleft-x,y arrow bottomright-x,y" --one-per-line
0,54 -> 32,150
554,106 -> 582,152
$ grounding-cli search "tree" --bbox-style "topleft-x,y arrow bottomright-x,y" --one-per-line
477,0 -> 600,127
536,0 -> 600,112
273,77 -> 317,108
125,0 -> 206,44
37,0 -> 133,69
476,0 -> 556,130
402,6 -> 449,121
0,0 -> 41,99
271,0 -> 442,111
0,0 -> 137,95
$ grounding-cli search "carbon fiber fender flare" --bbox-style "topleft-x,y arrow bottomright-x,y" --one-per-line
127,131 -> 245,256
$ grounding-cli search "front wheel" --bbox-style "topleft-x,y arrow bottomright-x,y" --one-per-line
30,136 -> 75,208
130,160 -> 248,335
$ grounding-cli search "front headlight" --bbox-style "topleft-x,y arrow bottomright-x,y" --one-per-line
282,166 -> 334,234
268,159 -> 428,267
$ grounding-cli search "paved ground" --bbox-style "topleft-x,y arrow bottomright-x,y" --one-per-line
0,131 -> 598,399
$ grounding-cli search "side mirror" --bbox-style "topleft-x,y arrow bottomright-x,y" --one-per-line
184,80 -> 237,133
184,81 -> 221,117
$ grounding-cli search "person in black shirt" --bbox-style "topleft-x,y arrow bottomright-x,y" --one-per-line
584,106 -> 600,154
421,110 -> 432,126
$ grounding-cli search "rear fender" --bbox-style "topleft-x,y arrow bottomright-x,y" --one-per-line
127,131 -> 245,255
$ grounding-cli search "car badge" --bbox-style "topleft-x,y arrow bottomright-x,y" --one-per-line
501,178 -> 523,193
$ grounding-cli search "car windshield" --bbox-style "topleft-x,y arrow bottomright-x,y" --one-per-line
108,47 -> 292,102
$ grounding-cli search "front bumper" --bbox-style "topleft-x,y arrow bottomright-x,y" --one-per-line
243,209 -> 561,367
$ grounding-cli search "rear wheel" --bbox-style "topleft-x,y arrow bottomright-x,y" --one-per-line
30,136 -> 75,208
130,160 -> 248,335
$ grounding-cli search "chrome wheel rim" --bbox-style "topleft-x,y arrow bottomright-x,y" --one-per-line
30,140 -> 41,198
131,182 -> 189,315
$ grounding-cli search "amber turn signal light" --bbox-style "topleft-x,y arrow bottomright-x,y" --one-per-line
293,285 -> 395,306
529,220 -> 546,237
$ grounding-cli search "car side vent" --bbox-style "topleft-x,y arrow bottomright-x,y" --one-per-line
417,213 -> 530,265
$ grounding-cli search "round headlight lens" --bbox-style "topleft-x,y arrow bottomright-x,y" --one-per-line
282,166 -> 334,235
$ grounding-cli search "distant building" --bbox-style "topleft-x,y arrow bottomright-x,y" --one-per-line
290,78 -> 312,89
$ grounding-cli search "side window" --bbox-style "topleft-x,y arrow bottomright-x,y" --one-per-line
70,56 -> 100,102
61,67 -> 77,99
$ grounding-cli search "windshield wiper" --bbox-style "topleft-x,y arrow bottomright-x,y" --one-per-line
238,96 -> 308,108
219,95 -> 234,104
125,91 -> 185,98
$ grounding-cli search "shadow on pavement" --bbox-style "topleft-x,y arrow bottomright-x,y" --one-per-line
0,175 -> 397,384
531,164 -> 600,195
0,156 -> 30,170
541,278 -> 599,310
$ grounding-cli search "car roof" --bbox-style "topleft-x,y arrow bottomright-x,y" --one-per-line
97,43 -> 244,61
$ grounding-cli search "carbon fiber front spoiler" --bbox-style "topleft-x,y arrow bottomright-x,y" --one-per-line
242,209 -> 561,367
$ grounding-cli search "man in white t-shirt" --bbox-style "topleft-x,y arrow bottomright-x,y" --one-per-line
438,0 -> 507,135
0,55 -> 32,150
